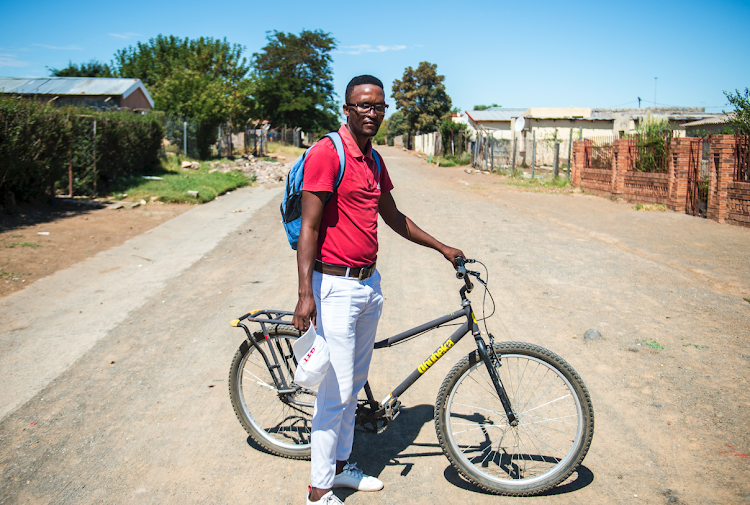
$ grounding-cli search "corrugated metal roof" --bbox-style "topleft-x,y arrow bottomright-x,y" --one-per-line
465,108 -> 527,122
0,77 -> 154,108
681,114 -> 732,127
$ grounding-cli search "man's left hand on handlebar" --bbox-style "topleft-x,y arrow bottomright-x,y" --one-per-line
441,246 -> 466,268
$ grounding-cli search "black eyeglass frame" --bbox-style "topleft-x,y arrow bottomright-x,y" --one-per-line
346,102 -> 389,115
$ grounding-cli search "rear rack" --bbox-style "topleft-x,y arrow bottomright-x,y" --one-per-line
232,309 -> 295,327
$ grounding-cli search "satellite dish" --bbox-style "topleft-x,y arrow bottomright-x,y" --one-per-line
514,116 -> 525,132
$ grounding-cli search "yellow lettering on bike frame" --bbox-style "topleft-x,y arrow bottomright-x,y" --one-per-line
472,313 -> 478,324
418,338 -> 455,374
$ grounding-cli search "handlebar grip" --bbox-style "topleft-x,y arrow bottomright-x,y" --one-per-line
455,257 -> 467,279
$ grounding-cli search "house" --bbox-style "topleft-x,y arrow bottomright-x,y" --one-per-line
682,114 -> 734,136
0,76 -> 154,110
466,106 -> 723,168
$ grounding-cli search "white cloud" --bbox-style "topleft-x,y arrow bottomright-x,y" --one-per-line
108,32 -> 142,39
0,54 -> 30,68
33,44 -> 83,50
338,44 -> 407,55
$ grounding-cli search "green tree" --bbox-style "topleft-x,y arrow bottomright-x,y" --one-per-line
386,110 -> 408,139
391,62 -> 452,140
111,35 -> 254,158
472,104 -> 499,111
252,30 -> 339,134
724,88 -> 750,135
48,59 -> 113,77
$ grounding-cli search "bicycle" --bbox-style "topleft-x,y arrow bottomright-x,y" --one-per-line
228,258 -> 594,497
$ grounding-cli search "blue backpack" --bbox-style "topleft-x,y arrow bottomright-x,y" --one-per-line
280,132 -> 381,250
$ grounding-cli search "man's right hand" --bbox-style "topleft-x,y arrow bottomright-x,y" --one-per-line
293,293 -> 317,332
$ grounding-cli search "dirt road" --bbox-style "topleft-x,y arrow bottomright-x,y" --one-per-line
0,146 -> 748,504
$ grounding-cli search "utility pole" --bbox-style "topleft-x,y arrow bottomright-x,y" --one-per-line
654,77 -> 658,108
638,96 -> 641,108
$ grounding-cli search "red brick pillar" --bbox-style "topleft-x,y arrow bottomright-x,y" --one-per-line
669,138 -> 690,213
611,139 -> 630,199
571,140 -> 589,187
707,135 -> 736,223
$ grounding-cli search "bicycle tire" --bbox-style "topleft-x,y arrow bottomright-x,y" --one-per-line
434,341 -> 594,496
228,324 -> 314,459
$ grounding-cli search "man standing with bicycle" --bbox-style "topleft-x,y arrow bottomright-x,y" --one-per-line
292,74 -> 464,505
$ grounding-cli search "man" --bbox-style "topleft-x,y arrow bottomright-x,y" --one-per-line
293,75 -> 464,505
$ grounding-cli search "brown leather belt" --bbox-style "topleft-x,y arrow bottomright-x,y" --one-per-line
314,261 -> 376,281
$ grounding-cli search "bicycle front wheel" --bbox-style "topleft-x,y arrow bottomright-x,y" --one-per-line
435,342 -> 594,496
228,325 -> 314,459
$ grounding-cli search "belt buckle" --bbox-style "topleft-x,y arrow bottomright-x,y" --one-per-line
358,264 -> 373,281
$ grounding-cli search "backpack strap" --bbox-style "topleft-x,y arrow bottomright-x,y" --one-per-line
323,132 -> 346,192
372,148 -> 382,179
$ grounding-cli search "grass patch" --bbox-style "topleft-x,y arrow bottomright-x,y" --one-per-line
109,156 -> 251,204
639,339 -> 664,349
265,142 -> 306,159
494,173 -> 571,190
437,154 -> 472,167
0,270 -> 18,279
4,242 -> 40,248
260,157 -> 279,163
634,203 -> 667,211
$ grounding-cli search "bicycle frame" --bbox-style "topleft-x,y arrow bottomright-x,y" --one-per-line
233,298 -> 518,425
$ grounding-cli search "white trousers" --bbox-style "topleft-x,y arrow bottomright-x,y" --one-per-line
310,269 -> 383,489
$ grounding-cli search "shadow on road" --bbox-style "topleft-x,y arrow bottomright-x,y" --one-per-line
443,462 -> 594,497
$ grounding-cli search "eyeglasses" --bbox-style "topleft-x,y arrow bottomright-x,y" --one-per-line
346,102 -> 389,115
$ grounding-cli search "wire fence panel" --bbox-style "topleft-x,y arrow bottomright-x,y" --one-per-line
160,115 -> 199,159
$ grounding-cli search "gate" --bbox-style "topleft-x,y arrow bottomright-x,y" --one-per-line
686,138 -> 710,217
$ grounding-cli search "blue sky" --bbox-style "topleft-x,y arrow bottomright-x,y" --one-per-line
1,0 -> 748,115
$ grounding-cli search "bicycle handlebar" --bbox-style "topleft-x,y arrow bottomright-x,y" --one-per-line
455,257 -> 475,294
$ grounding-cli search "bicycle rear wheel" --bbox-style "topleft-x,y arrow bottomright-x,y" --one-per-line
228,325 -> 314,459
435,341 -> 594,496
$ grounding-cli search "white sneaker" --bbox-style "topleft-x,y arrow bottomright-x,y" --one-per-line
332,462 -> 383,491
306,490 -> 343,504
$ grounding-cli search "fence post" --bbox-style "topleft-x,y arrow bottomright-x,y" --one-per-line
531,130 -> 536,180
490,136 -> 494,172
553,141 -> 560,178
68,146 -> 73,198
512,136 -> 517,176
92,119 -> 97,196
567,128 -> 573,180
184,121 -> 187,157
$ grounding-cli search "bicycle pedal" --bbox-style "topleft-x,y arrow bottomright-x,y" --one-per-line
384,398 -> 401,421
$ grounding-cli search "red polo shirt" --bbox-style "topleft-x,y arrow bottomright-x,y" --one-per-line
303,124 -> 394,268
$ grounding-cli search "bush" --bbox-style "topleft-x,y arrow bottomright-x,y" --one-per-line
0,96 -> 162,204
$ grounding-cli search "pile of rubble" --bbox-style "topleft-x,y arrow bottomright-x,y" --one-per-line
202,154 -> 292,184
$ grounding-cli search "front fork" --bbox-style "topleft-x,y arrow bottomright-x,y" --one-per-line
474,334 -> 518,426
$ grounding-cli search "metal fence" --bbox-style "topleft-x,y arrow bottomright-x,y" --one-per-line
584,136 -> 615,170
627,132 -> 672,172
735,135 -> 749,182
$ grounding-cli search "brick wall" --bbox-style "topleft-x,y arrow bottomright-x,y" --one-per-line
570,135 -> 750,228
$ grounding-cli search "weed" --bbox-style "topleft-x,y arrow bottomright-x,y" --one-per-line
634,203 -> 667,212
639,339 -> 664,349
682,343 -> 708,349
744,297 -> 750,304
5,242 -> 40,248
